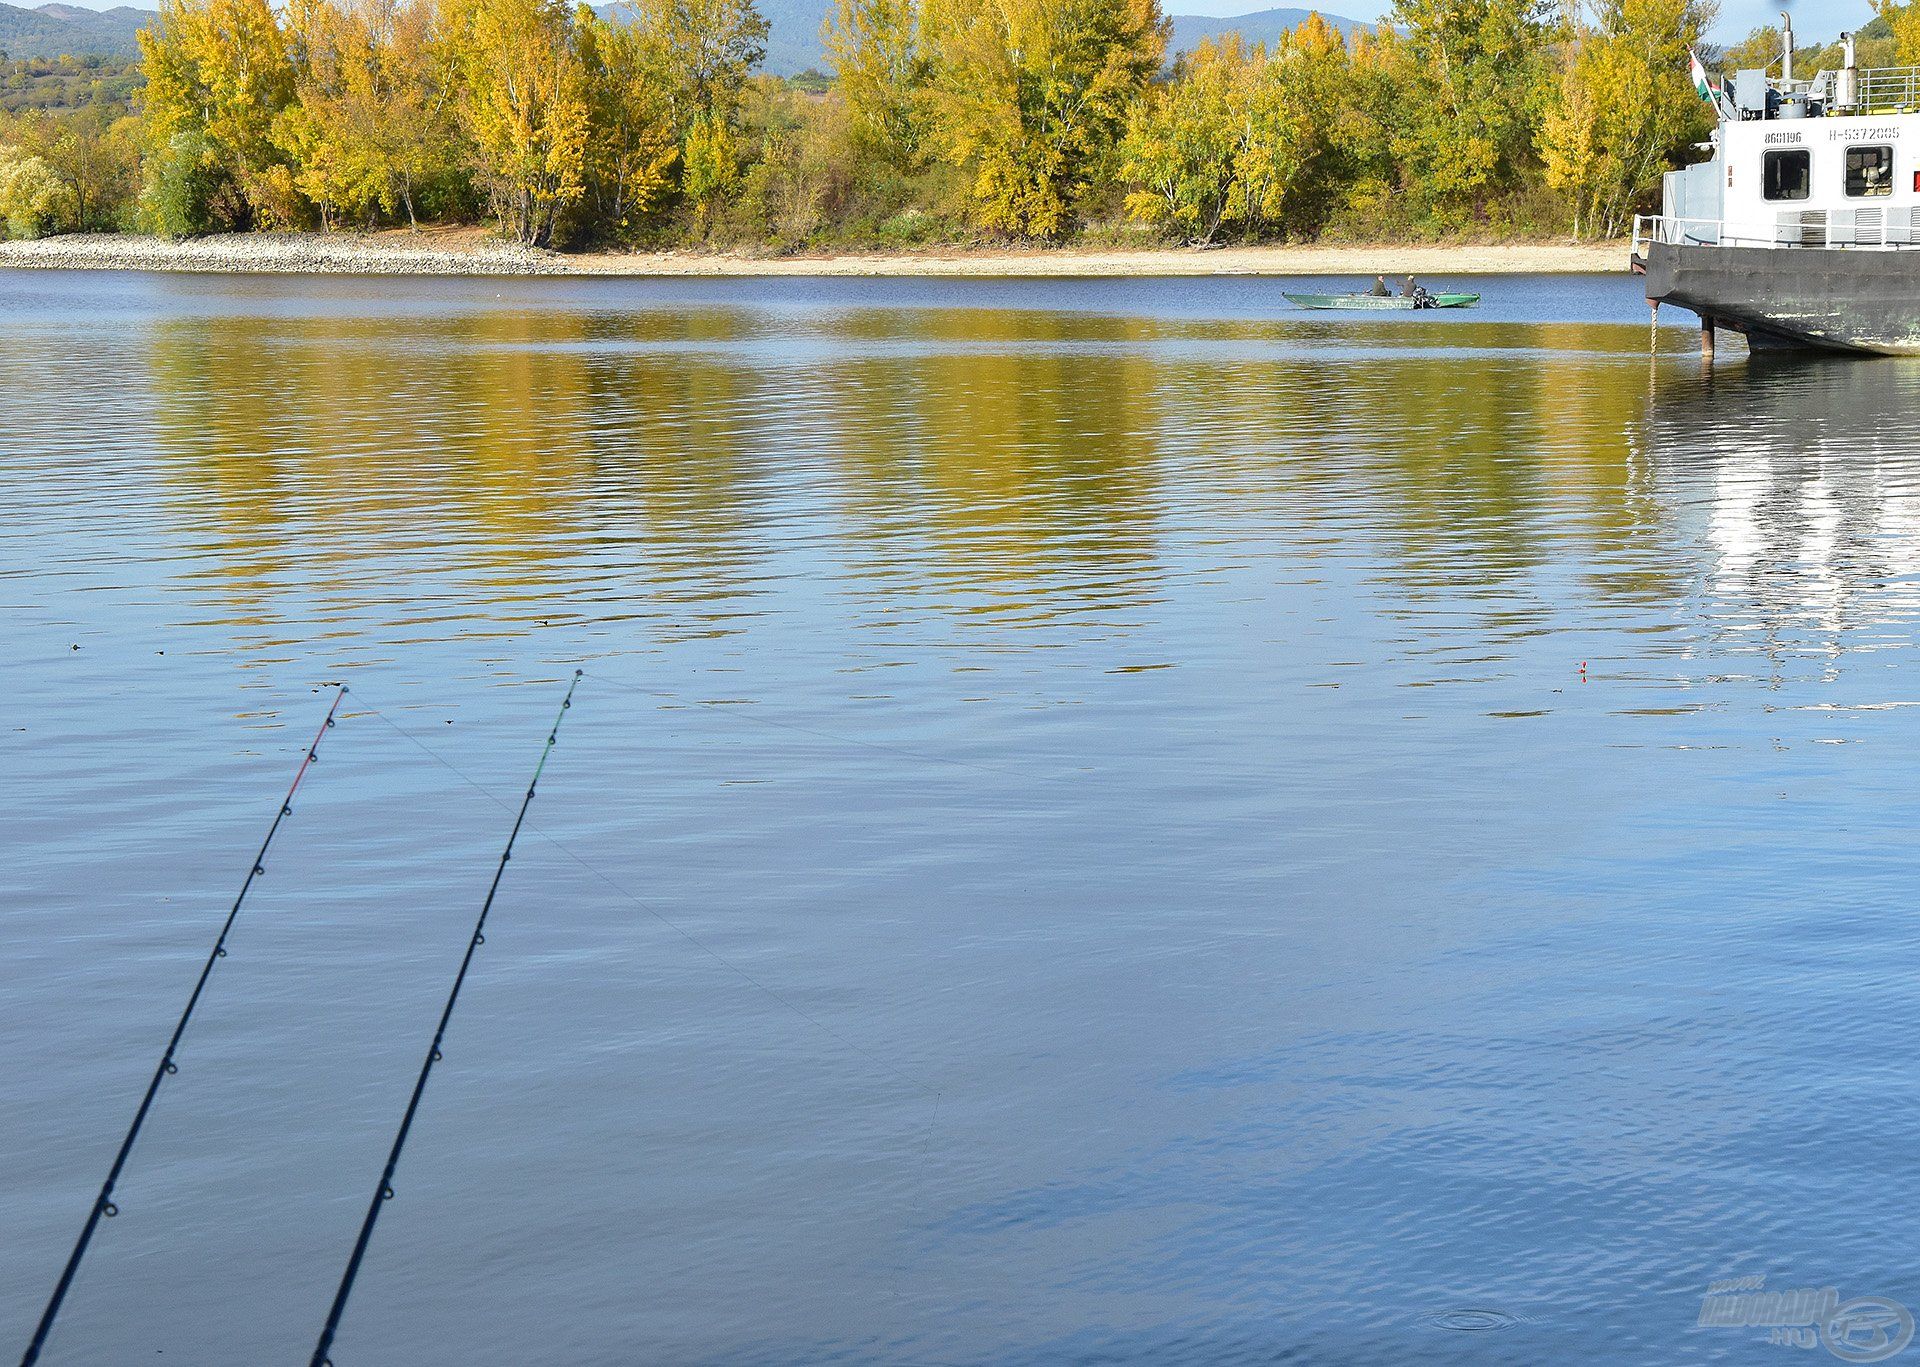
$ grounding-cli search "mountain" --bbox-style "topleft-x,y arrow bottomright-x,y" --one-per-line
593,0 -> 824,75
0,2 -> 153,59
1167,7 -> 1370,58
2,0 -> 1370,79
601,1 -> 1370,76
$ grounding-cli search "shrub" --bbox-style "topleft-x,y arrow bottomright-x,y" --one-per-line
0,145 -> 77,238
138,130 -> 228,238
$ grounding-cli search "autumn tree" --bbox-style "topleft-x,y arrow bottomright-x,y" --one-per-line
1121,17 -> 1362,244
1878,2 -> 1920,65
575,3 -> 677,239
281,0 -> 463,228
923,0 -> 1166,238
139,0 -> 300,227
1541,0 -> 1714,239
1386,0 -> 1557,217
0,107 -> 139,230
445,0 -> 588,244
627,0 -> 767,134
0,140 -> 75,236
1242,14 -> 1372,234
824,0 -> 929,167
733,76 -> 857,242
611,0 -> 765,228
1120,36 -> 1264,244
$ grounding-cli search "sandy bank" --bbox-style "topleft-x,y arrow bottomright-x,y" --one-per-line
0,230 -> 1628,278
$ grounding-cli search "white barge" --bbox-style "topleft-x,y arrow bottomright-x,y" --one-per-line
1634,23 -> 1920,355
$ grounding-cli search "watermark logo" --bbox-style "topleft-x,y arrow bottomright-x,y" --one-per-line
1699,1277 -> 1914,1362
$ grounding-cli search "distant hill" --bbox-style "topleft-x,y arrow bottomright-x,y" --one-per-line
602,1 -> 1371,76
3,0 -> 1369,80
0,2 -> 152,60
1168,7 -> 1370,58
595,0 -> 825,76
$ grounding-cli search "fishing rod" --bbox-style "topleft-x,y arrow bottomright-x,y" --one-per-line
309,670 -> 583,1367
20,686 -> 349,1367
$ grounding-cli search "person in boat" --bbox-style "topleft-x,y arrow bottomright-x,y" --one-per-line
1400,274 -> 1419,298
1369,274 -> 1390,297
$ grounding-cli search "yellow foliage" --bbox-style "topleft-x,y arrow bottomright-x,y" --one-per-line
0,144 -> 79,237
282,0 -> 462,228
1120,20 -> 1376,244
446,0 -> 590,244
825,0 -> 928,166
576,4 -> 679,237
1879,2 -> 1920,66
138,0 -> 298,219
922,0 -> 1165,238
1539,0 -> 1713,239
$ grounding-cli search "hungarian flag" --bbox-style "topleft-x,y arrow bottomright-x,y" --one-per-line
1690,49 -> 1718,103
1689,48 -> 1731,119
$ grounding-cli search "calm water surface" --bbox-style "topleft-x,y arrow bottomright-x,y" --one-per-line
3,269 -> 1919,1365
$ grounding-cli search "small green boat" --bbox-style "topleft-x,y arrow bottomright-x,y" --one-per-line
1282,292 -> 1482,310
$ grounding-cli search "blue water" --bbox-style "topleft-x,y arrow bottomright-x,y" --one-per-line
3,268 -> 1918,1365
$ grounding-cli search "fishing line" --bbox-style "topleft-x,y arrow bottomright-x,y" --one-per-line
346,681 -> 945,1109
19,685 -> 348,1367
308,671 -> 582,1367
329,676 -> 969,1358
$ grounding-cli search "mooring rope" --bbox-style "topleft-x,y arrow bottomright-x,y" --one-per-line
20,686 -> 348,1367
308,671 -> 582,1367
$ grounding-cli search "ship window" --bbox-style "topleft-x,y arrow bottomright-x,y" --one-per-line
1846,145 -> 1894,197
1764,150 -> 1811,201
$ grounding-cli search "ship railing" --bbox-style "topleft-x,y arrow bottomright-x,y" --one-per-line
1634,216 -> 1735,251
1807,65 -> 1920,114
1634,213 -> 1920,252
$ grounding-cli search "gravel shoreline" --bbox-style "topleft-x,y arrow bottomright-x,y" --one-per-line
0,232 -> 567,275
0,231 -> 1629,278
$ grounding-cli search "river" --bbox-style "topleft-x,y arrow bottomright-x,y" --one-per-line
3,269 -> 1918,1365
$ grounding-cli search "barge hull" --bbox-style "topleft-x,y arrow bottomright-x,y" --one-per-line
1640,241 -> 1920,356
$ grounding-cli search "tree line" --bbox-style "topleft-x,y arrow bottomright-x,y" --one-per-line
0,0 -> 1905,250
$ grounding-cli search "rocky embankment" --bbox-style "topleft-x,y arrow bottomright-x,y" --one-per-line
0,232 -> 566,275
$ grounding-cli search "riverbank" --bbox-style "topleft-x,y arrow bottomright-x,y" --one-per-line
0,229 -> 1629,278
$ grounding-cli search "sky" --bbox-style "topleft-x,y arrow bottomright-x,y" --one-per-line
24,0 -> 1890,42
